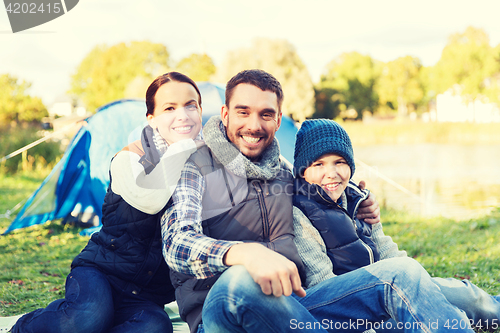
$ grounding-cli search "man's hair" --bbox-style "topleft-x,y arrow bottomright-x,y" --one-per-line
145,72 -> 202,116
225,69 -> 284,111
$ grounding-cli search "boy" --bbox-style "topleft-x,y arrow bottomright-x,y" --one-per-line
292,118 -> 500,331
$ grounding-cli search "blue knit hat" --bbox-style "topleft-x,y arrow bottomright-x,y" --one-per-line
293,119 -> 355,178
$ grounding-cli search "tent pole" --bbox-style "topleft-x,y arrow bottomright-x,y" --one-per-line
0,121 -> 83,163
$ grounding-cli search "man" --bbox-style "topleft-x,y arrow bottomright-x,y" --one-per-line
162,69 -> 473,333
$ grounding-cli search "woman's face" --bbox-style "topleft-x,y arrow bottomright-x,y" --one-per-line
147,81 -> 202,144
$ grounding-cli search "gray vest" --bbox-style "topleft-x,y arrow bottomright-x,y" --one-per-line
170,146 -> 305,332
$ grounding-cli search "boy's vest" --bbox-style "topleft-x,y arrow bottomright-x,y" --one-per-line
293,178 -> 380,276
72,128 -> 175,305
170,146 -> 306,332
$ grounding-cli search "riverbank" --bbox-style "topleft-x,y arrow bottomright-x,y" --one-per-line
341,120 -> 500,146
341,121 -> 500,220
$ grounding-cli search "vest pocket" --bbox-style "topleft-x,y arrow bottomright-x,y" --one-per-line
105,233 -> 131,251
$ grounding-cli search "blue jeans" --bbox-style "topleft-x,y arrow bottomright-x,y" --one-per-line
12,266 -> 173,333
362,277 -> 500,333
433,277 -> 500,327
200,258 -> 474,332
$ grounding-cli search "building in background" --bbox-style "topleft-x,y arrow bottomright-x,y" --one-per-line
436,87 -> 500,123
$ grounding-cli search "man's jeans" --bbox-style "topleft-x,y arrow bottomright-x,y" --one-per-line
11,266 -> 173,333
200,257 -> 475,332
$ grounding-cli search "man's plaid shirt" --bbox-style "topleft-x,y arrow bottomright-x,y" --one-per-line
161,161 -> 241,279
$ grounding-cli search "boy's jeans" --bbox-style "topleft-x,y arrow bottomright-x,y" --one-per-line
201,257 -> 474,333
11,266 -> 173,333
432,277 -> 500,330
355,276 -> 500,333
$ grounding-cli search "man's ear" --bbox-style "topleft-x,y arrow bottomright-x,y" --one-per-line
221,105 -> 229,127
275,112 -> 283,132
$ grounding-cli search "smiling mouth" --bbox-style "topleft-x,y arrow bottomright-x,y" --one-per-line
242,135 -> 261,145
173,126 -> 193,134
323,183 -> 340,192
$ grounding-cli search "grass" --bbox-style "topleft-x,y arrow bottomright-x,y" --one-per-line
0,168 -> 89,316
0,222 -> 88,315
1,170 -> 499,332
382,209 -> 500,296
382,209 -> 500,332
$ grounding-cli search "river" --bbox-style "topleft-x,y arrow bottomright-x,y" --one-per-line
351,143 -> 500,220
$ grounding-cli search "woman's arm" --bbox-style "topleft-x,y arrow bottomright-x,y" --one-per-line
111,139 -> 197,214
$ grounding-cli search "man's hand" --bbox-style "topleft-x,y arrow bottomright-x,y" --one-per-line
357,180 -> 381,224
224,243 -> 306,298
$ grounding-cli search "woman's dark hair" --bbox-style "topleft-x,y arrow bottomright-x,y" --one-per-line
145,72 -> 202,116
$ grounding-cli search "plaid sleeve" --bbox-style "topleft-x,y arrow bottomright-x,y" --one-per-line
161,161 -> 241,279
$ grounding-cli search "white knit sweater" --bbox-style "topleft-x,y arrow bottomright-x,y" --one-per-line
110,138 -> 197,214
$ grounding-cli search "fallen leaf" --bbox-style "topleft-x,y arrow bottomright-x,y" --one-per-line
8,279 -> 24,285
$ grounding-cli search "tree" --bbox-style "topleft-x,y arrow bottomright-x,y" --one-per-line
375,56 -> 426,116
432,26 -> 500,104
70,41 -> 170,112
216,38 -> 315,122
318,52 -> 380,119
0,74 -> 47,126
312,87 -> 343,120
486,45 -> 500,105
175,53 -> 216,82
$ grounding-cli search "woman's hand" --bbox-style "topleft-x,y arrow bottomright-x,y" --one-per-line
195,139 -> 206,149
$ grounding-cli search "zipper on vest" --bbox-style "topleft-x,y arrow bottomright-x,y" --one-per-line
361,241 -> 374,264
352,190 -> 368,220
316,187 -> 375,264
351,190 -> 374,263
221,167 -> 235,206
346,211 -> 374,264
254,182 -> 270,242
315,187 -> 359,231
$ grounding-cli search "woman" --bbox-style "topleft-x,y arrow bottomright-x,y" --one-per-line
11,72 -> 203,333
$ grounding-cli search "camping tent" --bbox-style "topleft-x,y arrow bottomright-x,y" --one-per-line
4,82 -> 299,234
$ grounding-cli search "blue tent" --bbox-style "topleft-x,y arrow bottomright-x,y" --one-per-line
4,83 -> 299,234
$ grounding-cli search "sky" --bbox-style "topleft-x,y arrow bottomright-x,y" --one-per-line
1,0 -> 500,106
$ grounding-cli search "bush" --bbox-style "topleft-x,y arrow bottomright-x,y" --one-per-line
0,124 -> 62,174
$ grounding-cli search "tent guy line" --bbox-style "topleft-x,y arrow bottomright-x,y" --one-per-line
0,120 -> 84,163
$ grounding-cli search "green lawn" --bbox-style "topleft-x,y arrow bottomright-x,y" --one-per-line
1,170 -> 499,332
382,208 -> 500,297
0,169 -> 89,315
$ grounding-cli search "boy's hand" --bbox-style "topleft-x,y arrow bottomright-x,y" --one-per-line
224,243 -> 306,298
357,180 -> 380,224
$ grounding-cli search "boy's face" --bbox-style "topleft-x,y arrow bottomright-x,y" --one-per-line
221,83 -> 282,162
303,153 -> 351,202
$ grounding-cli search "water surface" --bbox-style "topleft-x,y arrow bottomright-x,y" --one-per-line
352,144 -> 500,219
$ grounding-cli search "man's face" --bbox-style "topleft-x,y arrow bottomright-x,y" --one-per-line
222,83 -> 282,161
